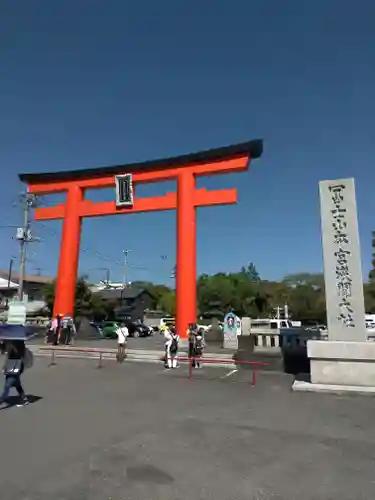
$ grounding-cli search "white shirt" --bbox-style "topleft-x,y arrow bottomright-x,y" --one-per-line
164,330 -> 179,350
164,329 -> 172,345
116,326 -> 128,344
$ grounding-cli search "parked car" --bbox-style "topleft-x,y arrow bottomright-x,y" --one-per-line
125,321 -> 153,338
101,321 -> 119,339
101,320 -> 153,339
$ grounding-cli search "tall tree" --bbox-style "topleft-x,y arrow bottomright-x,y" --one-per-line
43,276 -> 108,319
282,273 -> 324,290
240,262 -> 260,281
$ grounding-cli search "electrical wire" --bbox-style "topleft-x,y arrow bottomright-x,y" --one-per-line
3,194 -> 174,281
31,196 -> 149,274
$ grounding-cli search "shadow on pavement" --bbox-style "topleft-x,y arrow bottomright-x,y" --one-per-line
0,395 -> 43,410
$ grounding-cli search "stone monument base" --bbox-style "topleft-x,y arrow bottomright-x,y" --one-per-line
293,380 -> 375,395
292,340 -> 375,395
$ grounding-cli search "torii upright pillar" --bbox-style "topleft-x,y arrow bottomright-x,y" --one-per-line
176,171 -> 197,336
19,140 -> 263,338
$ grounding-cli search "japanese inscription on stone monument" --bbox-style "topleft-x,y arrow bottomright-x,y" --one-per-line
319,178 -> 366,341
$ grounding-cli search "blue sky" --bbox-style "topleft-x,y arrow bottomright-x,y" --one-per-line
1,0 -> 375,285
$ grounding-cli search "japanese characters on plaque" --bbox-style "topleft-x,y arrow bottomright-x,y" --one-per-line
329,184 -> 354,328
319,178 -> 366,342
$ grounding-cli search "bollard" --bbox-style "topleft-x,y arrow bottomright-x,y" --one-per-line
97,351 -> 103,369
251,368 -> 257,386
188,357 -> 193,379
49,350 -> 56,367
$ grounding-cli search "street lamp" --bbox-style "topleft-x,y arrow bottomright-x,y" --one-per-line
123,249 -> 131,288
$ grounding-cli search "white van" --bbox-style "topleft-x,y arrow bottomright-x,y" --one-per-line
250,318 -> 293,330
159,317 -> 175,328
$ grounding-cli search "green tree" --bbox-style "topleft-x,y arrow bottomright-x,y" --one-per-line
240,262 -> 260,281
287,284 -> 326,323
282,273 -> 324,290
43,276 -> 107,319
158,290 -> 176,316
364,282 -> 375,313
197,265 -> 268,318
41,264 -> 334,325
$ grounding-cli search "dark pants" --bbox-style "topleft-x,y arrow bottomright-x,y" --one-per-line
65,327 -> 71,345
53,328 -> 59,346
195,352 -> 202,367
117,343 -> 126,362
0,374 -> 25,403
188,343 -> 196,367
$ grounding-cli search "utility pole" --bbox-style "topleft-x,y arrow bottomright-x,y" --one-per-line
105,268 -> 110,287
170,264 -> 176,281
123,248 -> 131,288
7,258 -> 14,287
17,193 -> 36,301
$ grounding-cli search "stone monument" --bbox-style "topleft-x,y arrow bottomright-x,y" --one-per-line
294,178 -> 375,393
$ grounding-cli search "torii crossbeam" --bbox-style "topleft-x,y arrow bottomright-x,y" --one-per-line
19,139 -> 263,338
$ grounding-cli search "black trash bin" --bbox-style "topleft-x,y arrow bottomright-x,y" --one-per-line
280,327 -> 322,375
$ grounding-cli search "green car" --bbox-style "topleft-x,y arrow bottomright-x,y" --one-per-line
102,321 -> 119,339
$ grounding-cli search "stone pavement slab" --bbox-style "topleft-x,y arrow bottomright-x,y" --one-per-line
1,358 -> 375,499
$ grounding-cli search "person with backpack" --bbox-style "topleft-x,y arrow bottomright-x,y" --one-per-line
188,323 -> 197,367
164,327 -> 179,369
194,328 -> 205,368
0,340 -> 30,407
163,327 -> 171,368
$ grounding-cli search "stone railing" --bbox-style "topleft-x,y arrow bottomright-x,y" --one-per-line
0,316 -> 49,326
252,332 -> 280,349
25,317 -> 50,326
250,330 -> 329,352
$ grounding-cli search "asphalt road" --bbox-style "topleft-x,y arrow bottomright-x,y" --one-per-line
1,358 -> 375,499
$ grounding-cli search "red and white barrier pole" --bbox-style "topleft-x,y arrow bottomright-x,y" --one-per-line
49,349 -> 56,367
97,352 -> 103,369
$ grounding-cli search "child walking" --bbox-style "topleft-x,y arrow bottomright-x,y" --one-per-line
194,328 -> 205,368
165,327 -> 179,369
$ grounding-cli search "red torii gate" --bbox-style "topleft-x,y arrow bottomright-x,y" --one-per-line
19,140 -> 263,338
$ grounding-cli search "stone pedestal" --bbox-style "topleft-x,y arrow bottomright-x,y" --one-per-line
293,340 -> 375,394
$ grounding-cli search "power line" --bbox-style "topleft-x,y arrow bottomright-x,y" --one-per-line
17,193 -> 38,300
34,221 -> 146,270
29,196 -> 167,282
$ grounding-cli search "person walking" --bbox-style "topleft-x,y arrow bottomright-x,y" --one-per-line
116,322 -> 128,362
0,340 -> 29,407
163,327 -> 171,368
68,317 -> 77,345
188,323 -> 198,368
194,328 -> 205,368
45,318 -> 53,344
64,315 -> 76,345
53,314 -> 63,346
165,327 -> 179,369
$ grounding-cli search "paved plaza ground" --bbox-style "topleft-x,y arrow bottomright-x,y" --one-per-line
1,358 -> 375,499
